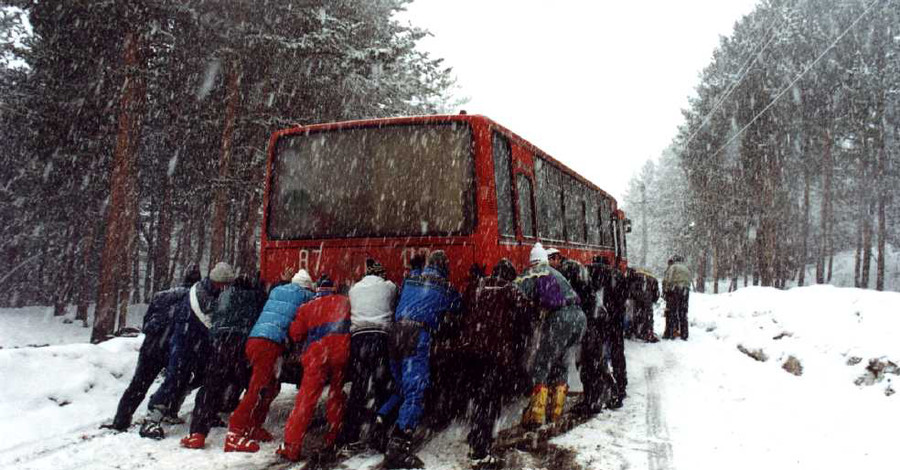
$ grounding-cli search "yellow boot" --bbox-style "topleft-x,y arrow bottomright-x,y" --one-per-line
521,384 -> 549,429
548,384 -> 568,422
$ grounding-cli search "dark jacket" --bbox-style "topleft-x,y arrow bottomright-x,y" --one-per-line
169,278 -> 220,363
459,276 -> 533,369
211,284 -> 266,338
141,286 -> 190,339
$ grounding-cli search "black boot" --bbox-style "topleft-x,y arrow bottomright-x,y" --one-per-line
368,415 -> 390,453
139,409 -> 165,440
385,430 -> 424,469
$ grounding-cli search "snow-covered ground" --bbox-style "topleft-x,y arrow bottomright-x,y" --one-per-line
1,284 -> 898,470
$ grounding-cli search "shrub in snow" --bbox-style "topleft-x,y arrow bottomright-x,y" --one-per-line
854,358 -> 899,386
782,356 -> 803,376
737,344 -> 768,362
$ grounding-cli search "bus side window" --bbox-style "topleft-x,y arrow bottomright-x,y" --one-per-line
492,132 -> 515,237
516,174 -> 536,238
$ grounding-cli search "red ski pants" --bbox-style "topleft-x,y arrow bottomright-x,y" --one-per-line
283,343 -> 348,448
228,338 -> 284,434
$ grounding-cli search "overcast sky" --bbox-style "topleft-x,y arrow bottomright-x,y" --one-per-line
400,0 -> 760,201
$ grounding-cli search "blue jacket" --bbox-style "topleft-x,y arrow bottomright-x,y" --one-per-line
394,266 -> 462,331
249,282 -> 315,345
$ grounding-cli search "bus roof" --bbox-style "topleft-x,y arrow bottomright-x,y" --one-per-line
275,114 -> 616,204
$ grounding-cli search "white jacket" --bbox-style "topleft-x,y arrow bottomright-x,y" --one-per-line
348,275 -> 397,334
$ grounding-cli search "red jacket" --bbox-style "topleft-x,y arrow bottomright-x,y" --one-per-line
289,293 -> 351,361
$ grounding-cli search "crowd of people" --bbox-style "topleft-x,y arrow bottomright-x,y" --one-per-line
104,245 -> 692,470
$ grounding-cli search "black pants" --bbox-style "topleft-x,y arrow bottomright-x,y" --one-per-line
664,289 -> 690,339
340,331 -> 392,444
112,334 -> 168,429
578,317 -> 607,407
189,334 -> 249,435
609,309 -> 627,399
466,357 -> 505,457
634,301 -> 654,339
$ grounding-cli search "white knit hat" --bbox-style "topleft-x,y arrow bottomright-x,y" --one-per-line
209,262 -> 236,283
529,242 -> 549,265
292,269 -> 314,289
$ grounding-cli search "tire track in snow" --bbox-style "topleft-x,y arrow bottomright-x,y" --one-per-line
645,366 -> 674,470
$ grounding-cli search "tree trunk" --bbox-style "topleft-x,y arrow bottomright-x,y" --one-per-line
131,216 -> 142,304
695,247 -> 707,293
817,126 -> 832,285
854,220 -> 862,288
876,149 -> 886,291
92,29 -> 146,343
237,185 -> 262,276
154,181 -> 174,291
143,194 -> 156,299
209,58 -> 241,272
195,209 -> 207,271
76,222 -> 97,327
798,168 -> 810,287
712,240 -> 719,294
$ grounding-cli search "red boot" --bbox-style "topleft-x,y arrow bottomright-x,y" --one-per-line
250,427 -> 274,442
180,433 -> 206,449
224,431 -> 260,453
276,442 -> 303,462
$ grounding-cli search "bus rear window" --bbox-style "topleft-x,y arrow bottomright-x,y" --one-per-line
267,123 -> 475,239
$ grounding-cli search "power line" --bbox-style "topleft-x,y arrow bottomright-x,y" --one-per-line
710,0 -> 887,159
682,11 -> 792,151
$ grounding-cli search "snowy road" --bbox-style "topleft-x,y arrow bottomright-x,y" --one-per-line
3,285 -> 900,470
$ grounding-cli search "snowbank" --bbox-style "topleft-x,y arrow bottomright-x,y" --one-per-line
2,284 -> 899,469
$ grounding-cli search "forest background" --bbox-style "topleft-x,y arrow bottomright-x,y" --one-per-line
0,0 -> 458,342
1,0 -> 899,344
621,0 -> 900,294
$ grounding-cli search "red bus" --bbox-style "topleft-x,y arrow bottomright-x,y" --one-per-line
260,114 -> 629,289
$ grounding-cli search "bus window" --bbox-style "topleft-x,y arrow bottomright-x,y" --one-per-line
565,182 -> 586,244
492,133 -> 515,237
535,157 -> 565,241
587,194 -> 601,245
516,174 -> 535,238
600,198 -> 614,246
267,123 -> 475,239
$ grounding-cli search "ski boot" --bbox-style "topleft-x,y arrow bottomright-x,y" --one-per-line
521,384 -> 549,430
384,430 -> 424,469
180,433 -> 206,449
224,431 -> 260,453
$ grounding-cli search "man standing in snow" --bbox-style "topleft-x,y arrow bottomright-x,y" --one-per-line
379,250 -> 462,470
629,269 -> 660,342
277,276 -> 352,463
180,274 -> 265,449
225,268 -> 316,453
573,257 -> 610,416
106,265 -> 201,432
338,259 -> 397,449
460,259 -> 533,469
516,243 -> 586,429
139,262 -> 235,439
606,262 -> 629,409
663,255 -> 692,340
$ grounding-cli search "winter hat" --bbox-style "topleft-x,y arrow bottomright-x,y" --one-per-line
209,262 -> 237,283
546,248 -> 561,259
427,250 -> 450,273
492,258 -> 517,282
529,242 -> 548,265
292,269 -> 314,290
365,258 -> 386,277
183,264 -> 202,286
